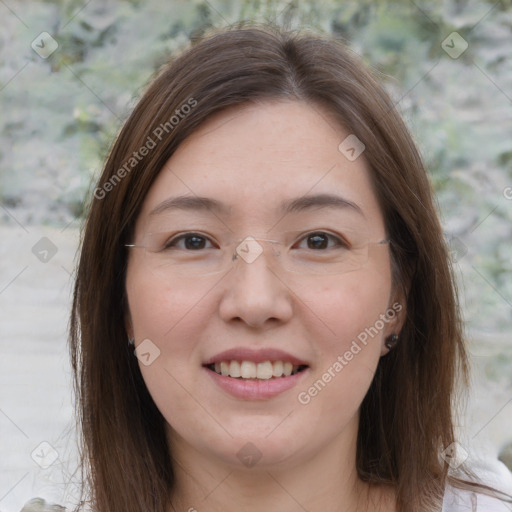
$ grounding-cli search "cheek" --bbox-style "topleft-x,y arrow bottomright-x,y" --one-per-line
126,268 -> 210,341
125,269 -> 214,391
300,266 -> 393,351
125,272 -> 214,425
294,271 -> 391,430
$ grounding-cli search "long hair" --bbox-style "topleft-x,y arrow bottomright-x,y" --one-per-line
69,23 -> 506,512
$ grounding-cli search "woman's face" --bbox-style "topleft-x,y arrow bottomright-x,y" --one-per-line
125,100 -> 405,470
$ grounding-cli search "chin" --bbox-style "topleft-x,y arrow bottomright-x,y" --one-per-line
217,437 -> 305,471
220,420 -> 318,469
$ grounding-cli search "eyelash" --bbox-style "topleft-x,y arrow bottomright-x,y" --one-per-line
162,231 -> 349,250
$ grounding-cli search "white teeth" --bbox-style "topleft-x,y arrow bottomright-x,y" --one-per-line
213,360 -> 305,379
240,361 -> 257,378
272,361 -> 283,377
257,361 -> 274,380
229,360 -> 241,378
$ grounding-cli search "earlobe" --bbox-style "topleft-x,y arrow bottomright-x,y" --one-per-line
381,291 -> 407,356
125,314 -> 134,345
381,331 -> 400,356
384,333 -> 399,351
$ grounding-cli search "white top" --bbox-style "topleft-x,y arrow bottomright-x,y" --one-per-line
442,459 -> 512,511
442,485 -> 512,511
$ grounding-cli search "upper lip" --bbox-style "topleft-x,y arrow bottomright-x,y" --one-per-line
203,348 -> 309,366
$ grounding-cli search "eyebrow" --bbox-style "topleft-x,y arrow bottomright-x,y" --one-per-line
149,193 -> 365,218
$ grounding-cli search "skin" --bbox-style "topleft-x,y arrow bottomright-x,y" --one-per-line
125,100 -> 406,512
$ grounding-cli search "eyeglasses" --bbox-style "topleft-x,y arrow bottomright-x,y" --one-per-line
125,229 -> 391,278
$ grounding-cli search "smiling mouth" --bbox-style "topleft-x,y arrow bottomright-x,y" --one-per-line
205,360 -> 309,380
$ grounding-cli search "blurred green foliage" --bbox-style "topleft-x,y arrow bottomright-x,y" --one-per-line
1,0 -> 511,331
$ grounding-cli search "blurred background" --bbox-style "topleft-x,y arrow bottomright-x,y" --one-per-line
1,0 -> 511,510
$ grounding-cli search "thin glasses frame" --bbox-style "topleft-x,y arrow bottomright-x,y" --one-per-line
125,233 -> 392,277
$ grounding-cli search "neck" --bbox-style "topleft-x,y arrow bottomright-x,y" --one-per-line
166,418 -> 393,512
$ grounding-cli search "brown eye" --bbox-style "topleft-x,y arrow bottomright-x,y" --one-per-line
307,233 -> 329,249
165,233 -> 213,250
297,232 -> 346,250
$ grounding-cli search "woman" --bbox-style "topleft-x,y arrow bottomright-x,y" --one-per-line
69,24 -> 512,512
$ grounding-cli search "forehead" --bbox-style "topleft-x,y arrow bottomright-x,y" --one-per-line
137,100 -> 385,232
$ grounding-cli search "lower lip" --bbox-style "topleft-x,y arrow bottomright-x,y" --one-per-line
203,366 -> 309,400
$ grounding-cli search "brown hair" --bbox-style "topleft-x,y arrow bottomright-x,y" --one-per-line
69,23 -> 509,512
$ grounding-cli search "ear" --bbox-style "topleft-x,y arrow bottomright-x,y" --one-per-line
380,283 -> 408,356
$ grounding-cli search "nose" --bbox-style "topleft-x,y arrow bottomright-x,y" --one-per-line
217,240 -> 294,329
